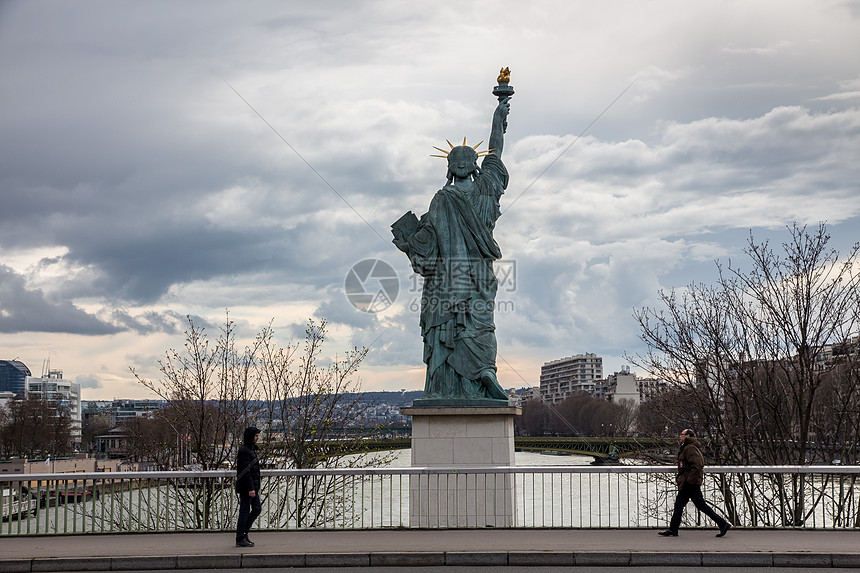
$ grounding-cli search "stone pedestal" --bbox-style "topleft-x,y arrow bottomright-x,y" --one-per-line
401,405 -> 521,527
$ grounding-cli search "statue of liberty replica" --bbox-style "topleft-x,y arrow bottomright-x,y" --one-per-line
393,68 -> 514,406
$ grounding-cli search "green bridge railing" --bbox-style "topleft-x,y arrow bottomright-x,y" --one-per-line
514,437 -> 675,460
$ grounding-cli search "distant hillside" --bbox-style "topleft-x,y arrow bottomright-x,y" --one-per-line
353,390 -> 423,406
84,390 -> 426,410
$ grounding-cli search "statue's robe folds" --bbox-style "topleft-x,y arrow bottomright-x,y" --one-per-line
403,154 -> 508,400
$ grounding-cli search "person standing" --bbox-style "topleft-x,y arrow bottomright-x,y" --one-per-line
235,426 -> 262,547
658,428 -> 732,537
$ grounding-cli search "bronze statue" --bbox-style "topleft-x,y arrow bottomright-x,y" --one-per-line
392,70 -> 514,405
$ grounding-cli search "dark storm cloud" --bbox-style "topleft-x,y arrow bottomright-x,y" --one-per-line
75,374 -> 103,390
1,0 -> 859,393
109,309 -> 186,335
315,285 -> 382,331
0,263 -> 190,336
0,265 -> 120,335
0,2 -> 401,310
67,225 -> 276,303
2,159 -> 386,307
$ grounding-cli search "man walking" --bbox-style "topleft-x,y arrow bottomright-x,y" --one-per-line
235,426 -> 262,547
658,428 -> 731,537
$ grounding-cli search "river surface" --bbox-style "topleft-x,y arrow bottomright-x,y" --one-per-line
332,449 -> 659,528
382,448 -> 596,468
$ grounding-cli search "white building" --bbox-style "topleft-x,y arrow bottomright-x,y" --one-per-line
509,386 -> 540,407
25,369 -> 82,448
603,368 -> 640,404
111,399 -> 163,426
637,376 -> 668,401
596,368 -> 667,404
0,391 -> 16,407
539,353 -> 603,404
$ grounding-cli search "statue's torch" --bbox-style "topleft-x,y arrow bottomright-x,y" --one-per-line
492,67 -> 514,133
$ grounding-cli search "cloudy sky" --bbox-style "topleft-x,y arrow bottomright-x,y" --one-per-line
1,1 -> 859,400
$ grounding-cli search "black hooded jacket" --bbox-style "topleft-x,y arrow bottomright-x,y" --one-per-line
235,427 -> 261,494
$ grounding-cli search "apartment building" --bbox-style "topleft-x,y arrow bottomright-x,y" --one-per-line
539,353 -> 603,404
25,369 -> 82,448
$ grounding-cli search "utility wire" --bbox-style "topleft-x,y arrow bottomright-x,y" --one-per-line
496,351 -> 580,436
502,80 -> 635,216
495,83 -> 636,440
220,77 -> 388,245
224,75 -> 633,433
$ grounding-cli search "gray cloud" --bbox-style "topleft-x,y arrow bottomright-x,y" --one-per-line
75,374 -> 104,390
1,1 -> 859,395
108,309 -> 186,335
0,265 -> 120,335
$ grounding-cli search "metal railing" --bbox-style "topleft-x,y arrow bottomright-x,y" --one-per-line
3,465 -> 859,535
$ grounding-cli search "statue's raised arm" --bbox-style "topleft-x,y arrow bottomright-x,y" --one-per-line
489,97 -> 510,157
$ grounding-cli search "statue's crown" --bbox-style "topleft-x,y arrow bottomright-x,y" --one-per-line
431,138 -> 494,159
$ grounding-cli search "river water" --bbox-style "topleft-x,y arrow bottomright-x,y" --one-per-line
356,450 -> 857,529
384,448 -> 596,467
361,449 -> 660,528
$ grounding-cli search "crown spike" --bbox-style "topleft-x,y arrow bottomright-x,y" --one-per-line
433,139 -> 494,159
462,137 -> 467,146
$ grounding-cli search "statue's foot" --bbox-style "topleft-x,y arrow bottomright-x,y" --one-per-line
479,370 -> 508,400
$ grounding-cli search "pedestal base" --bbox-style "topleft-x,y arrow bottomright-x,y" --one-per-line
401,405 -> 521,527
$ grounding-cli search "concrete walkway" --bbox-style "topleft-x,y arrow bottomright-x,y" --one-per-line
1,529 -> 860,570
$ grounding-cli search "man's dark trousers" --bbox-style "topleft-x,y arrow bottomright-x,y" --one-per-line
236,492 -> 262,541
669,484 -> 728,532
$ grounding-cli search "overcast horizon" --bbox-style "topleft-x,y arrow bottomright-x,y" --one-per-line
2,1 -> 859,400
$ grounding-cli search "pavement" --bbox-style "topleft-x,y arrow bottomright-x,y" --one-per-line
1,528 -> 860,571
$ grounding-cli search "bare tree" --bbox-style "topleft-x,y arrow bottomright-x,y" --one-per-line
515,392 -> 634,438
128,313 -> 385,530
81,414 -> 112,455
631,223 -> 860,525
515,399 -> 553,436
0,396 -> 72,458
253,318 -> 390,527
132,313 -> 259,471
613,398 -> 639,437
553,391 -> 630,436
636,387 -> 700,438
131,312 -> 261,529
123,412 -> 181,469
